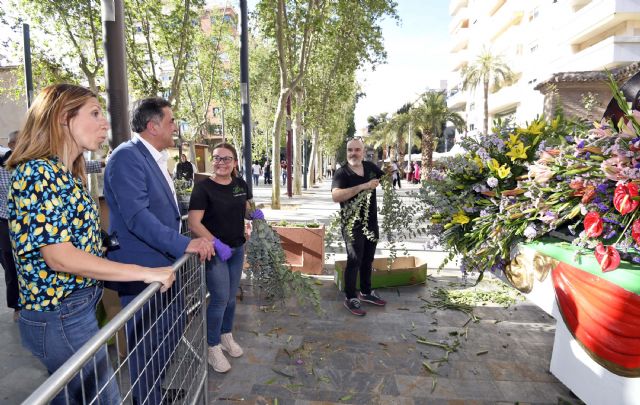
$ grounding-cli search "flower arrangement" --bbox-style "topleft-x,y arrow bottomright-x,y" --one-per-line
417,115 -> 575,275
420,76 -> 640,275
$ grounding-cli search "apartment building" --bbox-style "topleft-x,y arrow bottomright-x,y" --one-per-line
447,0 -> 640,134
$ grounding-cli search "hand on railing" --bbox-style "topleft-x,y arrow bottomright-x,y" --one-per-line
143,266 -> 175,292
186,237 -> 215,261
213,238 -> 232,262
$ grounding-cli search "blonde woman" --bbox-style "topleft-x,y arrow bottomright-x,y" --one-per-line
7,84 -> 175,404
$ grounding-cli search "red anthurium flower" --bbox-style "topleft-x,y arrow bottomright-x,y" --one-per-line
633,220 -> 640,246
613,182 -> 640,215
594,243 -> 621,272
583,212 -> 603,238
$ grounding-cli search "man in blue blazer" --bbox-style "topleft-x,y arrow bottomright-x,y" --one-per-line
104,97 -> 213,405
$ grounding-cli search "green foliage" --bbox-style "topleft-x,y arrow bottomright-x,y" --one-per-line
245,217 -> 322,314
4,0 -> 104,94
325,173 -> 427,268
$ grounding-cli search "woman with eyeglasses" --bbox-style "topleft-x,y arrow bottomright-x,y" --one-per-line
187,142 -> 263,373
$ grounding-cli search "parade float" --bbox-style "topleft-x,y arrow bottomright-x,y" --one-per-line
418,74 -> 640,404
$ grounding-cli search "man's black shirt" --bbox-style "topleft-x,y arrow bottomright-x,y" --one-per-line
331,161 -> 384,233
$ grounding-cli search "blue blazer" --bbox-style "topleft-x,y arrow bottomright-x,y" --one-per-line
104,138 -> 190,295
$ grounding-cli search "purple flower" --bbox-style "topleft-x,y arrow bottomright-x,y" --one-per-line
603,217 -> 621,225
585,152 -> 591,159
597,202 -> 609,212
524,224 -> 537,239
596,184 -> 608,193
565,135 -> 574,143
632,256 -> 640,264
604,229 -> 617,239
577,140 -> 585,148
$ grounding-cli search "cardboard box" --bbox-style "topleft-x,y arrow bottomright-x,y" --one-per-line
334,256 -> 427,291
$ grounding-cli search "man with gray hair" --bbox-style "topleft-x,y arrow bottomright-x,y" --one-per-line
331,137 -> 386,316
0,130 -> 18,321
105,97 -> 214,405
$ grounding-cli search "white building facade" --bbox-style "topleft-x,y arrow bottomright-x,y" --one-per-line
447,0 -> 640,133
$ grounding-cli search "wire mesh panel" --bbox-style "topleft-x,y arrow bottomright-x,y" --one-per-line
22,252 -> 207,405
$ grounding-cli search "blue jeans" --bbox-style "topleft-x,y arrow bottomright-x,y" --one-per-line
19,285 -> 120,405
121,287 -> 184,405
206,245 -> 245,346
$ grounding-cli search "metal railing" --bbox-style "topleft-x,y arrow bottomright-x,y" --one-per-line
22,218 -> 207,405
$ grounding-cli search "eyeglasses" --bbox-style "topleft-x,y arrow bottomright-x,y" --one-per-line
212,155 -> 234,163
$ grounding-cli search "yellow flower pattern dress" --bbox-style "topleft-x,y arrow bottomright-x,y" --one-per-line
8,157 -> 102,311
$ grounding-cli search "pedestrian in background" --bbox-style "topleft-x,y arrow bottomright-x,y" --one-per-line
174,153 -> 195,183
281,159 -> 287,185
263,160 -> 271,184
0,130 -> 18,321
7,84 -> 175,405
251,160 -> 261,186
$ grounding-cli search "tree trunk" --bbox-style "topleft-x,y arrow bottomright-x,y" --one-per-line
293,89 -> 303,195
271,90 -> 290,209
421,131 -> 434,179
308,127 -> 318,187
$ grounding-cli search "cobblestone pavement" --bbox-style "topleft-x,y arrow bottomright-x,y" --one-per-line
0,178 -> 580,404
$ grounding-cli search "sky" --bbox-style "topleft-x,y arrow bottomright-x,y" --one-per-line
353,0 -> 452,130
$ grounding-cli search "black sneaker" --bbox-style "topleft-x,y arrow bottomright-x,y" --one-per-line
344,298 -> 366,316
358,291 -> 386,306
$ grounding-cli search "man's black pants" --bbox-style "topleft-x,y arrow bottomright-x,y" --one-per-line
342,226 -> 377,300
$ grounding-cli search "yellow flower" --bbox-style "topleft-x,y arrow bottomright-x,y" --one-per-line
505,142 -> 530,162
497,164 -> 511,179
473,155 -> 484,172
452,210 -> 470,225
487,158 -> 500,172
527,120 -> 545,135
506,133 -> 519,148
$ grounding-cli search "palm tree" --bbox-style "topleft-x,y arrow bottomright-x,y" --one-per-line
461,48 -> 515,135
411,91 -> 465,178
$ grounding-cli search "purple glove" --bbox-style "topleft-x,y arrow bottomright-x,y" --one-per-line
213,238 -> 232,262
250,209 -> 265,220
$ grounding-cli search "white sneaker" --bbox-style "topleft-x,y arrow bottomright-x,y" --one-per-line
220,333 -> 244,357
208,345 -> 231,373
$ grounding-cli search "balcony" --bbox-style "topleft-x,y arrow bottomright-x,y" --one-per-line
450,49 -> 470,72
554,35 -> 640,72
449,0 -> 468,16
447,87 -> 468,111
570,0 -> 592,10
486,0 -> 506,16
450,26 -> 469,53
488,2 -> 524,41
448,6 -> 469,33
561,0 -> 640,44
488,83 -> 521,115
